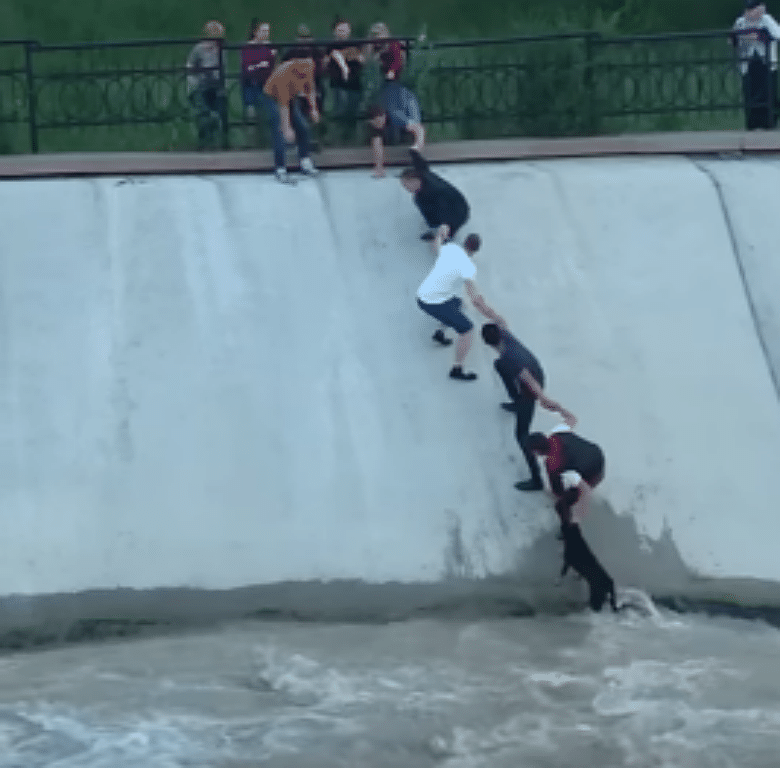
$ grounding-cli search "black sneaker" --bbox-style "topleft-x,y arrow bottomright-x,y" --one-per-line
420,231 -> 436,241
449,366 -> 477,381
432,329 -> 453,346
514,478 -> 544,492
500,401 -> 519,412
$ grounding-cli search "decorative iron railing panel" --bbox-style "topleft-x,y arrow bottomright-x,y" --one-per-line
0,30 -> 765,154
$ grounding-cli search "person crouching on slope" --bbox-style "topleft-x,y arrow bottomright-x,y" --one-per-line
400,149 -> 469,240
416,224 -> 506,381
527,425 -> 605,523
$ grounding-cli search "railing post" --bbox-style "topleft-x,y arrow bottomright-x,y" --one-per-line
24,40 -> 39,153
219,39 -> 229,149
766,34 -> 777,128
583,32 -> 600,135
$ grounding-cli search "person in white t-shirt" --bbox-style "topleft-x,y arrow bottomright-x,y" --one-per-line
415,224 -> 506,381
731,0 -> 780,129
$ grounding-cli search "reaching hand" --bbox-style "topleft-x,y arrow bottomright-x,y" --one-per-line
561,409 -> 577,428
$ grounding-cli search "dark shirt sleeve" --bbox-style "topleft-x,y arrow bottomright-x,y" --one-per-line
409,148 -> 429,175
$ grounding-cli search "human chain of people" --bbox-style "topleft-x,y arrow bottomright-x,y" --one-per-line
177,2 -> 780,612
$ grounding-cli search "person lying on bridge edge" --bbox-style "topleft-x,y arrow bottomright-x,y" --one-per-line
400,149 -> 470,240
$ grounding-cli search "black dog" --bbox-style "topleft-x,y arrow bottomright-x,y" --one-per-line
559,520 -> 618,612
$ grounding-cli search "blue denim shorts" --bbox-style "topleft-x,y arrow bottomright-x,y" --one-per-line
416,296 -> 473,334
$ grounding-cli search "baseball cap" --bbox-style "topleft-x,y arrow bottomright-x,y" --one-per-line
745,0 -> 764,9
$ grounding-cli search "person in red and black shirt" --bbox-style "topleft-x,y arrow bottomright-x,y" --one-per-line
241,19 -> 276,111
527,426 -> 605,523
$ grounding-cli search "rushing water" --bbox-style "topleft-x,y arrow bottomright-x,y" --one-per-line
0,601 -> 779,768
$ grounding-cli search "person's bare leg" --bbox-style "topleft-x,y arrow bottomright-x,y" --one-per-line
371,135 -> 385,177
455,328 -> 473,366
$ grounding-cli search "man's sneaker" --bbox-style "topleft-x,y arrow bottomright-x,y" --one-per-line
449,365 -> 477,381
300,157 -> 318,176
432,329 -> 453,346
420,230 -> 436,241
274,168 -> 297,185
501,401 -> 519,412
514,478 -> 544,492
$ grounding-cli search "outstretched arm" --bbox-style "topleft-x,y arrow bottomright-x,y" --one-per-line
570,480 -> 593,523
464,280 -> 507,326
518,369 -> 576,427
409,147 -> 429,174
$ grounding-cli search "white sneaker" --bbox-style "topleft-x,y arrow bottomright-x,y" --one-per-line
300,157 -> 318,176
274,168 -> 296,185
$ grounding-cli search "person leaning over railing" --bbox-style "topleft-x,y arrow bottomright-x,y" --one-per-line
731,0 -> 780,129
364,22 -> 425,177
185,20 -> 228,149
241,18 -> 277,147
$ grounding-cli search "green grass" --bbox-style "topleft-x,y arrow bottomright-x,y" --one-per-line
0,1 -> 759,154
1,0 -> 763,44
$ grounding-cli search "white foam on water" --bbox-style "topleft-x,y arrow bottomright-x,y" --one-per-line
0,612 -> 779,767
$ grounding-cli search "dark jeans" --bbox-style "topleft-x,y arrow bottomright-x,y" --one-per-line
189,87 -> 227,147
743,55 -> 778,130
331,86 -> 361,142
494,357 -> 545,483
257,92 -> 311,170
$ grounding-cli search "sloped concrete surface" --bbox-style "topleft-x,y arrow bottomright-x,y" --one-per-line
0,157 -> 778,628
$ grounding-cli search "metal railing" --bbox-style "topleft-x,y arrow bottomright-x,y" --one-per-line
0,30 -> 771,154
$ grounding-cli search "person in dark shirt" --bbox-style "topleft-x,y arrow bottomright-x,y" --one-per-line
481,323 -> 576,491
527,427 -> 605,523
282,23 -> 326,119
327,16 -> 365,142
400,149 -> 470,240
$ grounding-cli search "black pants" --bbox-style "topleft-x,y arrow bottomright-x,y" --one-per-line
743,55 -> 777,130
494,357 -> 544,483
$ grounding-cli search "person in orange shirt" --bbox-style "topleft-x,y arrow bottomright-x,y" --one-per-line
263,56 -> 320,182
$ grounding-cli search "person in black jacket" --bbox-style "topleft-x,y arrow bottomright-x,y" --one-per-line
400,149 -> 470,240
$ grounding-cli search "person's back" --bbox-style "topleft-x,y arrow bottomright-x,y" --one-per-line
264,58 -> 316,105
497,328 -> 542,390
416,241 -> 475,305
548,429 -> 604,487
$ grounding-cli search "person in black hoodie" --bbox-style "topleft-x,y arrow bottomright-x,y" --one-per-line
400,149 -> 470,240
